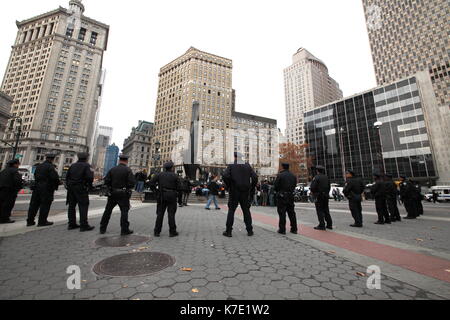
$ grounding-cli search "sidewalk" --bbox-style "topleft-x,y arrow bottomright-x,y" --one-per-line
0,204 -> 447,300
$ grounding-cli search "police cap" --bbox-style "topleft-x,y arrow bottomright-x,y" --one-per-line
164,161 -> 174,170
46,153 -> 57,159
119,154 -> 129,161
7,159 -> 20,166
346,169 -> 355,176
281,163 -> 290,170
77,152 -> 89,161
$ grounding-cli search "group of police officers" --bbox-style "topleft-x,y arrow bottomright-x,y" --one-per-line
0,151 -> 426,238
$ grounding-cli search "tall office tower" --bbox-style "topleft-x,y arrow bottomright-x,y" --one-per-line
362,0 -> 450,184
284,48 -> 343,145
91,125 -> 113,177
362,0 -> 450,109
0,0 -> 109,173
152,47 -> 234,167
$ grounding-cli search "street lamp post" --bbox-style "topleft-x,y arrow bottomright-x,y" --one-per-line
1,117 -> 23,161
152,140 -> 161,174
338,127 -> 346,183
374,121 -> 385,175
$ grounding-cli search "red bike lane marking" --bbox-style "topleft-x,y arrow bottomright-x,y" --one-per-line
229,207 -> 450,283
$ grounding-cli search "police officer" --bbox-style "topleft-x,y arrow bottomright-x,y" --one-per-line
99,155 -> 135,235
371,173 -> 391,224
413,181 -> 424,216
384,173 -> 401,222
27,154 -> 60,227
343,169 -> 365,228
274,163 -> 298,235
222,152 -> 258,237
310,165 -> 332,231
150,161 -> 180,237
399,176 -> 418,219
66,152 -> 95,231
0,160 -> 24,224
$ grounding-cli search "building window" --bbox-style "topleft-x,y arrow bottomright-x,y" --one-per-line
66,27 -> 74,38
78,28 -> 86,41
90,32 -> 98,46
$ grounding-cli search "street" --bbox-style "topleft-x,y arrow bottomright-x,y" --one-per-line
0,191 -> 449,300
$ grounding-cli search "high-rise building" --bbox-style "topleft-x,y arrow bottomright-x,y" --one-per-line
362,0 -> 450,185
0,92 -> 13,149
284,48 -> 343,145
152,47 -> 233,168
122,121 -> 154,173
152,47 -> 279,177
362,0 -> 449,109
305,72 -> 449,184
103,143 -> 119,177
91,125 -> 113,178
0,0 -> 109,174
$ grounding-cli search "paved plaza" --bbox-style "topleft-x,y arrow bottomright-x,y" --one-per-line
0,192 -> 449,300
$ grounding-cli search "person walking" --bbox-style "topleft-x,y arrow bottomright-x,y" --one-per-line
261,180 -> 269,206
399,176 -> 418,219
343,169 -> 365,228
182,176 -> 192,206
65,152 -> 95,232
99,155 -> 136,235
0,160 -> 24,224
150,161 -> 180,237
310,165 -> 332,231
384,173 -> 401,222
27,154 -> 60,227
274,163 -> 298,235
222,152 -> 258,237
135,169 -> 147,193
371,173 -> 391,225
205,175 -> 221,210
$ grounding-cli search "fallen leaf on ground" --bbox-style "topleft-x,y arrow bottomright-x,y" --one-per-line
445,270 -> 450,273
356,272 -> 366,277
138,247 -> 149,251
82,280 -> 87,282
415,238 -> 424,242
327,251 -> 336,254
181,267 -> 193,272
122,285 -> 128,288
192,288 -> 199,293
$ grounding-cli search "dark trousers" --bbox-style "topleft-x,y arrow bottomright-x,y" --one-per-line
417,199 -> 424,216
182,192 -> 190,205
277,195 -> 298,232
226,190 -> 253,232
155,191 -> 178,234
67,185 -> 90,227
177,191 -> 183,205
349,199 -> 363,226
0,189 -> 17,222
27,188 -> 54,224
100,193 -> 131,232
375,198 -> 390,223
404,199 -> 418,218
315,195 -> 332,227
387,198 -> 401,221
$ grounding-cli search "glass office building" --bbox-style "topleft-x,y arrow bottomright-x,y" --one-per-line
305,76 -> 437,185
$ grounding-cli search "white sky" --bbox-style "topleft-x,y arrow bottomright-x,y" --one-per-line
0,0 -> 377,148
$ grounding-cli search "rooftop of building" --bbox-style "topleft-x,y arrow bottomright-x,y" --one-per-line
232,111 -> 277,125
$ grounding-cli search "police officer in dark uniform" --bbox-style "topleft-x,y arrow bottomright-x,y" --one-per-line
371,173 -> 391,224
413,181 -> 424,216
99,155 -> 136,235
66,152 -> 95,231
27,154 -> 60,227
343,169 -> 365,228
384,173 -> 401,222
0,160 -> 24,224
310,165 -> 332,231
222,152 -> 258,237
274,163 -> 298,235
150,161 -> 180,237
399,176 -> 418,219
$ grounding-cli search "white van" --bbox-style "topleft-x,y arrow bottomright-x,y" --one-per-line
18,165 -> 34,183
430,186 -> 450,202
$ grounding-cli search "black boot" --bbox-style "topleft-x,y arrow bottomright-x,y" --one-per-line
80,225 -> 95,232
121,229 -> 134,236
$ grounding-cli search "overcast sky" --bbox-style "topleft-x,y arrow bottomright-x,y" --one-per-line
0,0 -> 376,147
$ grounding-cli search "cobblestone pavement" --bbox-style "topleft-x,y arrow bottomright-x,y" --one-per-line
0,204 -> 446,300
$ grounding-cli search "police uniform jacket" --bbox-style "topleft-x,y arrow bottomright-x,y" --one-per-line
310,174 -> 331,196
223,163 -> 258,192
66,161 -> 94,188
34,160 -> 60,191
274,170 -> 297,194
0,167 -> 24,193
104,164 -> 136,191
371,180 -> 386,199
384,180 -> 398,200
343,177 -> 365,201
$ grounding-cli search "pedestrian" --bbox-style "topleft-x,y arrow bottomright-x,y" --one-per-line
343,169 -> 365,228
222,152 -> 258,237
399,176 -> 418,219
269,182 -> 276,207
414,181 -> 424,216
99,154 -> 136,236
310,165 -> 332,231
135,169 -> 147,193
432,190 -> 438,203
261,180 -> 269,206
150,161 -> 180,237
65,152 -> 95,232
0,159 -> 24,224
182,176 -> 191,206
205,175 -> 221,210
384,173 -> 401,222
371,173 -> 391,224
274,163 -> 298,235
252,184 -> 260,206
177,172 -> 184,208
27,154 -> 60,227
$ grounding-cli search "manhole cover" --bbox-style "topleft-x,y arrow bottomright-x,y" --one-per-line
93,252 -> 175,277
95,235 -> 150,248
